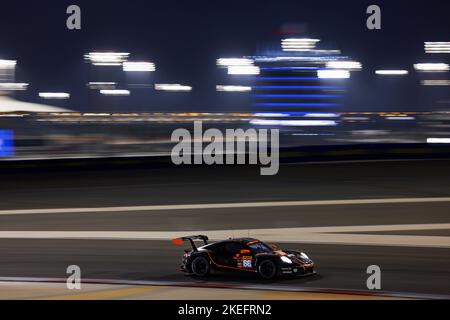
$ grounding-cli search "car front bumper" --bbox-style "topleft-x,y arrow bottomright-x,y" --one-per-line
280,263 -> 315,276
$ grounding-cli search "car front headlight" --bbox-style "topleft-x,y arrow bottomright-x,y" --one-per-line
300,252 -> 310,260
281,256 -> 293,264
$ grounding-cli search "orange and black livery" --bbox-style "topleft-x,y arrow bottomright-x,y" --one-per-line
172,235 -> 315,279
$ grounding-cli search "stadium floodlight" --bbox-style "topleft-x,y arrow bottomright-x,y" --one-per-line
216,85 -> 252,92
326,61 -> 362,70
154,84 -> 192,92
227,65 -> 260,75
84,52 -> 130,66
414,63 -> 449,72
123,61 -> 155,72
375,70 -> 409,75
317,69 -> 350,79
39,92 -> 70,99
100,89 -> 130,96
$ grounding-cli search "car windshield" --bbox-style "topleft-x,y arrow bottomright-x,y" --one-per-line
248,242 -> 273,254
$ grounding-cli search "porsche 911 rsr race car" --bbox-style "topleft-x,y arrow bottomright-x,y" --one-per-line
172,235 -> 315,279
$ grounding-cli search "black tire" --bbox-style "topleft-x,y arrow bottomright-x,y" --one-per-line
258,259 -> 278,279
191,256 -> 210,277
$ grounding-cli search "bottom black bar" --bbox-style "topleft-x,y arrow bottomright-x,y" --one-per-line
2,300 -> 448,319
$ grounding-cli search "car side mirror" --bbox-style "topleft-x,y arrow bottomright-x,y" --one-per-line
240,249 -> 250,254
271,244 -> 278,249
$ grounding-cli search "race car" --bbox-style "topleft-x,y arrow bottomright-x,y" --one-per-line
172,235 -> 315,279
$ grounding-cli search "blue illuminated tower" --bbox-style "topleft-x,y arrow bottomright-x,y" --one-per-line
248,38 -> 359,130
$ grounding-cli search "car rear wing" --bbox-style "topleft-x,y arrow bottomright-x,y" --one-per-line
171,235 -> 209,252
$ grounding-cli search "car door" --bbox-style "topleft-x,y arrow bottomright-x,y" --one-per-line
225,242 -> 257,270
234,244 -> 255,270
212,242 -> 248,268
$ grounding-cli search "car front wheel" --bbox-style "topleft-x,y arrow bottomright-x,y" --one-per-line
258,259 -> 277,279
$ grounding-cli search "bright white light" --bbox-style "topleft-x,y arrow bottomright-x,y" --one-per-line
282,38 -> 320,52
425,42 -> 450,53
256,56 -> 345,63
154,84 -> 192,92
84,52 -> 130,66
427,138 -> 450,144
250,119 -> 337,126
216,58 -> 254,67
326,61 -> 362,70
228,65 -> 260,75
216,85 -> 252,92
0,60 -> 17,68
0,83 -> 29,91
386,116 -> 415,120
375,70 -> 409,75
414,63 -> 449,72
282,38 -> 320,43
304,113 -> 340,118
300,252 -> 310,259
123,61 -> 155,72
317,69 -> 350,79
254,113 -> 289,117
39,92 -> 70,99
100,89 -> 130,96
83,113 -> 111,117
280,256 -> 293,264
421,80 -> 450,86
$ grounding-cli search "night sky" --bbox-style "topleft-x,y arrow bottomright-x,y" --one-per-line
0,0 -> 449,112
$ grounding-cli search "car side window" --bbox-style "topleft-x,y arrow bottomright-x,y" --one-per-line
224,242 -> 245,257
209,242 -> 234,265
208,242 -> 228,254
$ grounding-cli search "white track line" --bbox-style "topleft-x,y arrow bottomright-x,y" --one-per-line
2,197 -> 450,216
0,224 -> 450,248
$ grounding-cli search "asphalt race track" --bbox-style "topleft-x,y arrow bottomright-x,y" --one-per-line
0,160 -> 449,297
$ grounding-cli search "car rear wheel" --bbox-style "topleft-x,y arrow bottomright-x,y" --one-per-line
191,256 -> 210,277
258,259 -> 277,279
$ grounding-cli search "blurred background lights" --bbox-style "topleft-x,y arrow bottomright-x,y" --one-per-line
425,42 -> 450,54
414,63 -> 449,72
0,83 -> 29,91
421,80 -> 450,86
250,119 -> 337,126
123,61 -> 156,72
0,60 -> 17,68
281,38 -> 320,52
87,82 -> 117,90
375,70 -> 409,75
84,52 -> 130,66
100,89 -> 130,96
216,58 -> 254,67
154,84 -> 192,92
317,69 -> 350,79
38,92 -> 70,99
227,65 -> 260,75
326,61 -> 362,71
216,85 -> 252,92
427,138 -> 450,144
